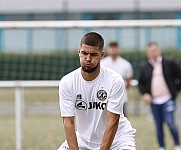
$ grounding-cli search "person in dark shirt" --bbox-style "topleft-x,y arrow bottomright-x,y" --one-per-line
138,42 -> 181,150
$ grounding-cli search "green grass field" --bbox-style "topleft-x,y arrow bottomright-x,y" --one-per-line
0,87 -> 181,150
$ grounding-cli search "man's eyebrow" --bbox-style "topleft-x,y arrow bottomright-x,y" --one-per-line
91,51 -> 99,53
81,49 -> 99,53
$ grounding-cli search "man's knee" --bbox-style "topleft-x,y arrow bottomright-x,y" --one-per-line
167,121 -> 178,130
165,115 -> 177,129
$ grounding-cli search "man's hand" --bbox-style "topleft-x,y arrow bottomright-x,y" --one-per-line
63,117 -> 79,150
100,111 -> 120,150
142,93 -> 152,104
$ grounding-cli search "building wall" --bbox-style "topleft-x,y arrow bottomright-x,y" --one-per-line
0,0 -> 181,13
0,0 -> 181,52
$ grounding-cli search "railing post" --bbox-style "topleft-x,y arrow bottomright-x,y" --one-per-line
15,84 -> 23,150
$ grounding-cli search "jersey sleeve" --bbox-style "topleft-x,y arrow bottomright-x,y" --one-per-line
59,78 -> 75,117
107,76 -> 125,115
126,62 -> 133,77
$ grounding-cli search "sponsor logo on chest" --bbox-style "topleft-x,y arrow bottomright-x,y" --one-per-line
75,89 -> 107,111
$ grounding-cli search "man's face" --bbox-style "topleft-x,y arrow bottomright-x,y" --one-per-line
78,44 -> 104,73
107,46 -> 120,60
147,45 -> 161,61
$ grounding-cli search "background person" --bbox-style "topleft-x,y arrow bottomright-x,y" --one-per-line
58,32 -> 136,150
138,42 -> 181,150
101,41 -> 133,117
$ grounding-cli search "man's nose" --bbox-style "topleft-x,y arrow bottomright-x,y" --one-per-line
86,54 -> 91,61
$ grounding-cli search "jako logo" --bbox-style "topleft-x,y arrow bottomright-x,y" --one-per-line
75,94 -> 107,111
75,100 -> 107,111
88,102 -> 107,110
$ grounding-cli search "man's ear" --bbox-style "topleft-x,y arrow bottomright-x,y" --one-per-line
78,49 -> 80,54
101,50 -> 105,59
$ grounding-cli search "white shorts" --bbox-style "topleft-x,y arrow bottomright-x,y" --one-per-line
58,120 -> 136,150
58,140 -> 136,150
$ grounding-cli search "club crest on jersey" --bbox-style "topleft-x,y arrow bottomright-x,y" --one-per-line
97,90 -> 107,101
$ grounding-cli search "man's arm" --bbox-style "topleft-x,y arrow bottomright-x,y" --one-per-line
172,60 -> 181,92
138,66 -> 148,95
100,111 -> 120,150
138,65 -> 153,104
63,117 -> 79,150
125,76 -> 132,90
125,62 -> 133,90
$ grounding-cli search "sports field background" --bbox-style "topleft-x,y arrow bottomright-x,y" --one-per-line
1,1 -> 181,150
0,87 -> 181,150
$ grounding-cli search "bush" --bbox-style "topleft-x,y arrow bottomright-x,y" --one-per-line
0,50 -> 180,80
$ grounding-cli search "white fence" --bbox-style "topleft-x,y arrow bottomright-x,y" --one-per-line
1,20 -> 181,28
0,80 -> 138,150
0,81 -> 59,150
0,20 -> 181,52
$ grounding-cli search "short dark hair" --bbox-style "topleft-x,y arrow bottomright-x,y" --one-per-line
147,41 -> 159,47
80,32 -> 104,50
109,41 -> 119,47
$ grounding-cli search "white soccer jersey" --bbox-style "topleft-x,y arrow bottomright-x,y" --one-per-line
101,56 -> 133,78
101,56 -> 133,102
59,66 -> 134,146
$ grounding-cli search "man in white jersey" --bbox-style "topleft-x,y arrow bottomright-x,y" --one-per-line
58,32 -> 136,150
101,42 -> 133,117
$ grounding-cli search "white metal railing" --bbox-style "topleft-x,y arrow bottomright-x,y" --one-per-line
0,80 -> 138,150
0,81 -> 59,150
0,20 -> 181,29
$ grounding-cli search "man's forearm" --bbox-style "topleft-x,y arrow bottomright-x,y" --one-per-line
125,77 -> 132,90
63,118 -> 79,150
100,122 -> 118,150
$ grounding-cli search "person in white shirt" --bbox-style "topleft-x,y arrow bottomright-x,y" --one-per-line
58,32 -> 136,150
101,42 -> 133,117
